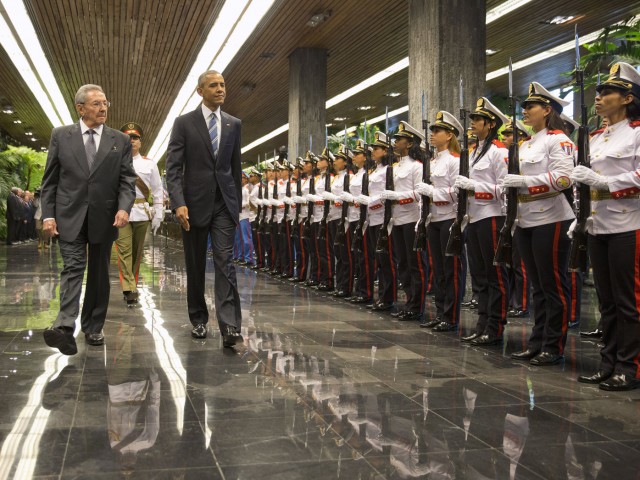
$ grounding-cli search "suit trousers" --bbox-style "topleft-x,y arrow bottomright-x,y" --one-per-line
428,218 -> 464,325
55,216 -> 112,334
466,216 -> 509,337
588,230 -> 640,377
182,201 -> 241,330
515,221 -> 571,355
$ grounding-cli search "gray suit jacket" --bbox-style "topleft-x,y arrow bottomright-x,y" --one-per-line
165,107 -> 242,227
40,123 -> 136,243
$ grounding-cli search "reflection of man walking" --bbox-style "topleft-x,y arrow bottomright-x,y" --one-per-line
165,70 -> 243,348
40,84 -> 136,355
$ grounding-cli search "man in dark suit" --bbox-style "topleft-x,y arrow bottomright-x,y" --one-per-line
165,70 -> 243,348
40,84 -> 136,355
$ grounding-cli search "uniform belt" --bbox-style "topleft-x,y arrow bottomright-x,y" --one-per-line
134,198 -> 148,204
392,198 -> 414,205
315,201 -> 324,206
590,190 -> 640,201
517,192 -> 560,203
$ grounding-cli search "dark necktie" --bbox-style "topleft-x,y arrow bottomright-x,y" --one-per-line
85,129 -> 96,169
208,113 -> 219,158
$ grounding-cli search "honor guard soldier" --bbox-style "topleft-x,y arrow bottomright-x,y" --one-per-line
313,148 -> 335,291
502,82 -> 575,365
276,159 -> 295,278
415,111 -> 465,331
455,98 -> 510,345
287,158 -> 304,281
328,145 -> 354,297
300,151 -> 319,285
342,140 -> 375,303
261,160 -> 278,271
115,123 -> 163,305
572,62 -> 640,390
357,132 -> 396,308
247,167 -> 262,267
382,121 -> 428,322
501,118 -> 531,319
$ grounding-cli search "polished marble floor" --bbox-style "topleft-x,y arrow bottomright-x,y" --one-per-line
0,237 -> 639,479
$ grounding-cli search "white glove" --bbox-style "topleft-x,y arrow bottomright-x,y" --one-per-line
321,191 -> 338,201
293,195 -> 306,204
454,175 -> 476,191
306,194 -> 322,203
571,165 -> 608,190
340,192 -> 355,203
415,182 -> 434,197
380,190 -> 400,201
154,204 -> 164,222
283,197 -> 294,205
151,215 -> 162,234
356,194 -> 371,205
567,217 -> 593,238
501,174 -> 527,188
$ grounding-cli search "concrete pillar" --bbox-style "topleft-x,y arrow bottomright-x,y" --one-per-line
288,48 -> 327,158
408,0 -> 486,134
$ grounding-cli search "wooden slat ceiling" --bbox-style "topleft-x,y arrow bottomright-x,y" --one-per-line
0,0 -> 638,163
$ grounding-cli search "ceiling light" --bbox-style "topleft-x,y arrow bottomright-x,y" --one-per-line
307,11 -> 330,28
2,105 -> 14,114
0,0 -> 73,126
486,0 -> 533,24
486,48 -> 500,56
40,147 -> 47,151
544,15 -> 575,25
13,119 -> 22,124
30,137 -> 37,142
385,92 -> 402,97
357,106 -> 374,111
25,129 -> 33,136
147,0 -> 277,162
333,116 -> 347,121
325,123 -> 333,127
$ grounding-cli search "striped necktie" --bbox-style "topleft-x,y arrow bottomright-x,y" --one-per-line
85,129 -> 96,169
208,112 -> 218,158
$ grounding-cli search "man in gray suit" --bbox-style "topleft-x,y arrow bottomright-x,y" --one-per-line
40,84 -> 136,355
165,70 -> 243,348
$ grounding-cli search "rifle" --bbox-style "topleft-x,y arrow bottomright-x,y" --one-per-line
352,144 -> 370,253
281,166 -> 292,236
568,27 -> 590,272
302,153 -> 316,240
413,92 -> 432,252
318,149 -> 332,241
445,76 -> 469,257
334,146 -> 352,247
493,58 -> 519,266
254,155 -> 262,237
375,107 -> 394,253
291,158 -> 303,239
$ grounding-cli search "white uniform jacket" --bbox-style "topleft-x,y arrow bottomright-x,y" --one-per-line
130,154 -> 164,222
429,149 -> 459,223
468,140 -> 508,223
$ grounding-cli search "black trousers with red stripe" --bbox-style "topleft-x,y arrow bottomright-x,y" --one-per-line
508,241 -> 530,311
371,224 -> 396,303
268,223 -> 278,271
392,222 -> 427,314
260,227 -> 271,269
428,218 -> 464,326
515,220 -> 571,355
334,221 -> 354,293
589,230 -> 640,377
466,216 -> 509,337
314,221 -> 334,285
276,221 -> 294,276
308,222 -> 320,282
293,221 -> 308,280
353,222 -> 375,299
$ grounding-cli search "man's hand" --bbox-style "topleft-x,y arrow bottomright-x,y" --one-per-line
175,206 -> 190,231
43,219 -> 58,238
113,210 -> 129,228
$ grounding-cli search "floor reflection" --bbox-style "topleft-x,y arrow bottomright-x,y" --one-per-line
0,239 -> 638,479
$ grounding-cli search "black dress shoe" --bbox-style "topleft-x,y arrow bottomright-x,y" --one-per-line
85,331 -> 105,346
530,352 -> 564,366
334,290 -> 351,298
43,327 -> 77,356
304,280 -> 319,287
432,321 -> 457,332
420,319 -> 441,329
580,328 -> 602,338
599,373 -> 640,391
372,301 -> 394,311
471,334 -> 502,346
508,309 -> 529,318
577,370 -> 612,384
461,332 -> 481,343
350,296 -> 373,304
191,324 -> 207,339
221,324 -> 244,348
399,311 -> 423,322
316,283 -> 334,292
390,309 -> 407,318
510,349 -> 540,360
125,291 -> 138,305
290,277 -> 305,282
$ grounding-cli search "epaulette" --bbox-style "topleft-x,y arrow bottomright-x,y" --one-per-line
547,129 -> 564,135
393,162 -> 399,167
589,127 -> 605,137
492,139 -> 506,148
450,151 -> 460,158
142,156 -> 151,160
630,120 -> 640,128
415,160 -> 423,164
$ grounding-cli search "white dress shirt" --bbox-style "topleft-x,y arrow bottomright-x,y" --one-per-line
201,104 -> 221,147
80,119 -> 104,151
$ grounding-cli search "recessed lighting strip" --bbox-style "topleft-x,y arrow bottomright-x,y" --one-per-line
0,0 -> 74,127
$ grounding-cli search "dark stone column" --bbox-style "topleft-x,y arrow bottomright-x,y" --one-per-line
288,48 -> 327,158
408,0 -> 486,131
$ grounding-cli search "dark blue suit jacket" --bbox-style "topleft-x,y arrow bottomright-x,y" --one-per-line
165,107 -> 242,227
